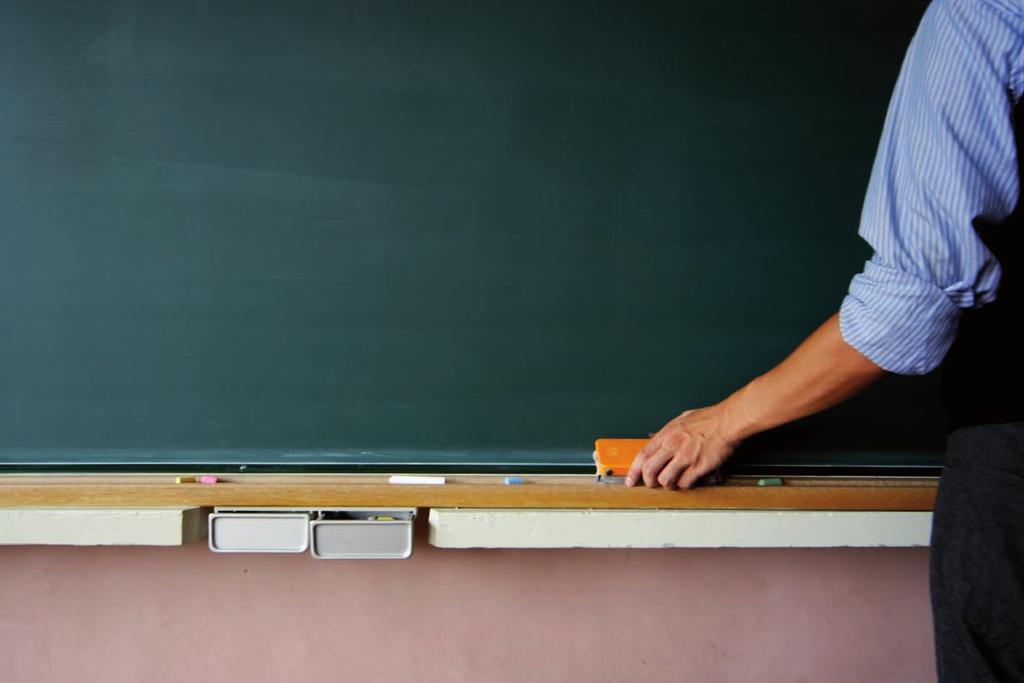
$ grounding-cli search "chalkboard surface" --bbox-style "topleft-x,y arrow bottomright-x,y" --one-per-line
0,0 -> 943,473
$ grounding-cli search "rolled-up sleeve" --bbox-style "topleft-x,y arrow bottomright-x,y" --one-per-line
839,0 -> 1024,375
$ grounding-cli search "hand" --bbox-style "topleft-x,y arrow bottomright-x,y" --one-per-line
625,403 -> 742,490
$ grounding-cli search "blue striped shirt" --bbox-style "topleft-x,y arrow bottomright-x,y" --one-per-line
839,0 -> 1024,374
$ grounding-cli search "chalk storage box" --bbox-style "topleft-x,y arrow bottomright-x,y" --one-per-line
208,509 -> 314,553
310,509 -> 416,559
209,508 -> 416,559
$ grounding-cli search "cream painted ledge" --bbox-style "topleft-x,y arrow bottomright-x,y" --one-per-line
428,508 -> 933,549
0,507 -> 209,546
2,507 -> 933,549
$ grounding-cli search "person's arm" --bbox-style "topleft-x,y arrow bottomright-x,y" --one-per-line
625,314 -> 884,489
629,0 -> 1024,489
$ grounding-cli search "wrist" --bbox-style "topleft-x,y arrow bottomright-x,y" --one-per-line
718,380 -> 763,444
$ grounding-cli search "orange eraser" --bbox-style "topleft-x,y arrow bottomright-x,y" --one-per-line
593,438 -> 650,477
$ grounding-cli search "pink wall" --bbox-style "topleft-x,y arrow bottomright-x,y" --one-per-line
0,532 -> 935,683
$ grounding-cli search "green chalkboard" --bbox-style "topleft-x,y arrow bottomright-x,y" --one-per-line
0,0 -> 943,474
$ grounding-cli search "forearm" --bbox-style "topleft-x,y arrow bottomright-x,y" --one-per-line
626,313 -> 887,489
719,313 -> 887,442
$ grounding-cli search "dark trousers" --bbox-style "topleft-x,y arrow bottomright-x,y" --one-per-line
931,422 -> 1024,682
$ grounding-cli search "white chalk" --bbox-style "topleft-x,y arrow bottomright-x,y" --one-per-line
388,475 -> 446,485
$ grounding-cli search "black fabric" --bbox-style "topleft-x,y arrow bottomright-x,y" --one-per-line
939,217 -> 1024,432
930,423 -> 1024,682
939,108 -> 1024,433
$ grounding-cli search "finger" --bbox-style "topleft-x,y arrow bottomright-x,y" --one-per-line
641,441 -> 677,488
677,432 -> 713,489
656,443 -> 693,490
675,436 -> 708,489
677,450 -> 711,490
626,435 -> 661,486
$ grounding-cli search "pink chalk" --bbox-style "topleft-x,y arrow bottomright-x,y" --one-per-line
198,475 -> 219,485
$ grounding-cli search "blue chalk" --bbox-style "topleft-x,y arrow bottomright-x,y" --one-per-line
504,476 -> 524,485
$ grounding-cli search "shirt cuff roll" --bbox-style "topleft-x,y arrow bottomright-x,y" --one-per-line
839,259 -> 962,375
